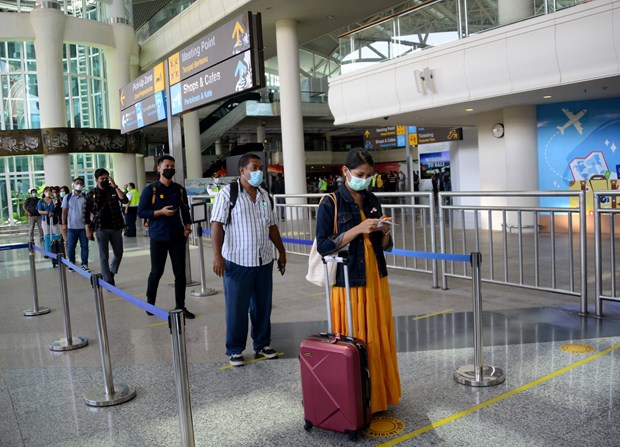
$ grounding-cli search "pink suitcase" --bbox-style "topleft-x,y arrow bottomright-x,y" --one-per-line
299,253 -> 371,441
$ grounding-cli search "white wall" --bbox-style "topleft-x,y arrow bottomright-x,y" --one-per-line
329,0 -> 620,125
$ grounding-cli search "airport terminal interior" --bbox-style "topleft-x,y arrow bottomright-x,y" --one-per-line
2,0 -> 620,446
2,229 -> 620,447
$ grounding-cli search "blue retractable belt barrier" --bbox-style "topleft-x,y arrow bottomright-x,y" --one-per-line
98,278 -> 169,320
0,243 -> 29,251
388,248 -> 471,263
61,257 -> 92,280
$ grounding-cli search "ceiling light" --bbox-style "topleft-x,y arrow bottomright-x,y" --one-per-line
543,95 -> 552,99
465,108 -> 474,112
327,15 -> 334,19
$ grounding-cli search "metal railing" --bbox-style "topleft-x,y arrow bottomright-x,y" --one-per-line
191,189 -> 597,314
438,191 -> 587,314
338,0 -> 584,74
594,191 -> 620,317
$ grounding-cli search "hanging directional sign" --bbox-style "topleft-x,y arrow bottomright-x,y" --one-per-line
169,49 -> 262,116
121,91 -> 167,134
119,62 -> 165,111
167,12 -> 257,86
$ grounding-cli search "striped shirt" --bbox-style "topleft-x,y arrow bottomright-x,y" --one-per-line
210,183 -> 276,267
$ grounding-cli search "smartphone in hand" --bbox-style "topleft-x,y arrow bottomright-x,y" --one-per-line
277,259 -> 285,276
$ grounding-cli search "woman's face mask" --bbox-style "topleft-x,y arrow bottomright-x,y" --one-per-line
44,192 -> 50,198
60,192 -> 66,198
346,169 -> 372,191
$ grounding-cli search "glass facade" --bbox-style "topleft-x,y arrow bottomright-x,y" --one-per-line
0,39 -> 110,224
0,153 -> 113,224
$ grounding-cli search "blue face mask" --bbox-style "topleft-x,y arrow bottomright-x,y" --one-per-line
348,173 -> 372,191
248,170 -> 263,187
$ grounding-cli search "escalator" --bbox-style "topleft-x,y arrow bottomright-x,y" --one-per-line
199,92 -> 262,177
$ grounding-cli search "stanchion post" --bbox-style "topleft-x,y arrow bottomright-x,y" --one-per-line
454,252 -> 505,387
84,274 -> 136,407
190,222 -> 217,297
50,252 -> 88,351
24,242 -> 51,316
184,241 -> 200,288
169,309 -> 196,447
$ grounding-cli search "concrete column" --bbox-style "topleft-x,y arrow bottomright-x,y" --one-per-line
215,139 -> 223,156
325,134 -> 333,151
476,106 -> 538,228
136,154 -> 146,191
31,5 -> 70,187
275,19 -> 306,196
184,111 -> 202,179
498,0 -> 532,26
257,121 -> 266,145
105,17 -> 140,187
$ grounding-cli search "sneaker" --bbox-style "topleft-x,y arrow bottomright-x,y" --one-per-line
81,265 -> 90,273
229,354 -> 244,367
182,308 -> 195,320
255,346 -> 278,359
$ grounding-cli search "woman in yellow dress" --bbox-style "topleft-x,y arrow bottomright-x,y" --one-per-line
316,148 -> 401,414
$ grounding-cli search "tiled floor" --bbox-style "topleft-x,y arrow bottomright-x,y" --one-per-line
1,230 -> 620,446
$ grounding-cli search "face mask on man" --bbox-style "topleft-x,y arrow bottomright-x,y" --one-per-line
31,192 -> 37,198
100,180 -> 110,188
247,170 -> 263,187
347,171 -> 372,191
162,168 -> 175,180
52,193 -> 58,199
74,184 -> 83,191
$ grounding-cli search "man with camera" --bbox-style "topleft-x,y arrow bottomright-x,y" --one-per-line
84,169 -> 128,285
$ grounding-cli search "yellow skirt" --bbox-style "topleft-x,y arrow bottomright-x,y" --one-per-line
330,236 -> 401,414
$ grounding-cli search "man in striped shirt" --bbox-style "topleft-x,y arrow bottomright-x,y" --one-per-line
210,153 -> 287,367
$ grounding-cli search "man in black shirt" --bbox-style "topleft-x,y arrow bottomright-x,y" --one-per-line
270,173 -> 286,219
23,188 -> 43,243
84,169 -> 128,285
138,155 -> 195,319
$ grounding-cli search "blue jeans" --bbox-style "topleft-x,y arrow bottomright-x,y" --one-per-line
67,228 -> 89,266
95,229 -> 123,284
223,260 -> 273,356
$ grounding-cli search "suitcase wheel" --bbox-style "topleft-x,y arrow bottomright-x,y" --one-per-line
303,420 -> 313,431
346,430 -> 360,441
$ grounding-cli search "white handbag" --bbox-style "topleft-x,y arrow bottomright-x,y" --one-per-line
306,194 -> 337,287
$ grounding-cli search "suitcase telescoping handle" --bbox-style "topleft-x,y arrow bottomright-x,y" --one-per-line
322,251 -> 354,338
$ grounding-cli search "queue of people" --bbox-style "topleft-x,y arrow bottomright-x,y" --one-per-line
21,147 -> 402,417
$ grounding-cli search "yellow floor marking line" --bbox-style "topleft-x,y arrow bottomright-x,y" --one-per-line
149,321 -> 168,327
412,309 -> 453,320
218,352 -> 285,371
379,342 -> 620,447
107,297 -> 123,302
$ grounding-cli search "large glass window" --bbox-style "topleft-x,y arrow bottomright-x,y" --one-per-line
0,155 -> 44,224
0,42 -> 38,130
64,44 -> 108,129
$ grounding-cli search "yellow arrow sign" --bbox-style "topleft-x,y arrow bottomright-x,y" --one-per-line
232,21 -> 245,46
120,91 -> 126,107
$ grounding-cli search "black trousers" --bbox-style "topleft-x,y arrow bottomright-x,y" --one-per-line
146,237 -> 187,309
124,207 -> 138,236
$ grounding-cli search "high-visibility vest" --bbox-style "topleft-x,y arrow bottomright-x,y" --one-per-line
128,188 -> 140,206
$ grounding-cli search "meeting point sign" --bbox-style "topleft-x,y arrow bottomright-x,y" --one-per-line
167,12 -> 263,115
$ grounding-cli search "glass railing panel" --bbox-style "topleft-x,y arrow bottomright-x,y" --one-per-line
339,0 -> 587,75
136,0 -> 196,44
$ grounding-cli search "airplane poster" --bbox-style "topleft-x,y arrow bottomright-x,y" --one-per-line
537,97 -> 620,208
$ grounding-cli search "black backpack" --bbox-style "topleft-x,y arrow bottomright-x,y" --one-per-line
226,180 -> 274,225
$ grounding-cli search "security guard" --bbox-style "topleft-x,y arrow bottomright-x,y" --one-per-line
124,182 -> 140,237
